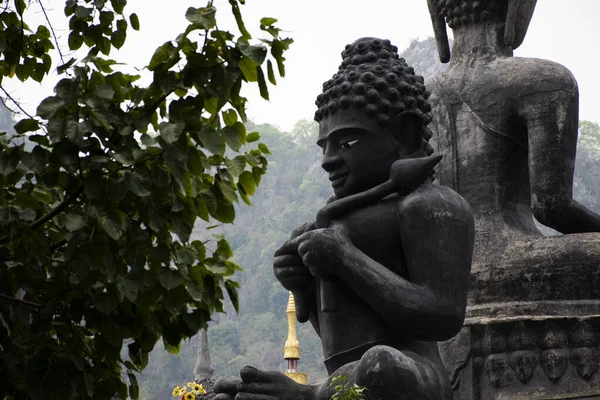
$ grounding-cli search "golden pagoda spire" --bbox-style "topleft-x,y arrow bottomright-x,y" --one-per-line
283,292 -> 307,384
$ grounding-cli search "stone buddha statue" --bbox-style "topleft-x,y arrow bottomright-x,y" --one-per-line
214,37 -> 474,400
425,1 -> 600,398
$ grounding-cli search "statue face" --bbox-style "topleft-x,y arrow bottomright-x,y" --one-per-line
318,112 -> 402,199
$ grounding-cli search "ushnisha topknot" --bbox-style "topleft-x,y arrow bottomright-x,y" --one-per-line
432,0 -> 507,29
315,37 -> 433,156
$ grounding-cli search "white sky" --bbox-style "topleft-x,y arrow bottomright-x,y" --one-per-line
6,1 -> 600,132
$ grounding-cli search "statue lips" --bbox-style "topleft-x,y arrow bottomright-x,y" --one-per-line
329,172 -> 348,188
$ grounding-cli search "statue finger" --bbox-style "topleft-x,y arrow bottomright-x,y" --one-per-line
236,393 -> 277,400
273,253 -> 303,269
237,382 -> 279,395
214,395 -> 235,400
291,221 -> 317,238
215,378 -> 241,395
273,238 -> 299,256
240,366 -> 284,384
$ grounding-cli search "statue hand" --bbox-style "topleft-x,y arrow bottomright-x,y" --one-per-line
235,366 -> 313,400
274,221 -> 317,322
290,226 -> 354,279
214,377 -> 241,400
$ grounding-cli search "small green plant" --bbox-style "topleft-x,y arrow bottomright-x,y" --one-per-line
329,375 -> 367,400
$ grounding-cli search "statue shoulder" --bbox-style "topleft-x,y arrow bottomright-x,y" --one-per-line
397,184 -> 473,225
487,57 -> 577,92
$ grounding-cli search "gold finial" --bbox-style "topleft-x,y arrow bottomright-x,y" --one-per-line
283,292 -> 307,384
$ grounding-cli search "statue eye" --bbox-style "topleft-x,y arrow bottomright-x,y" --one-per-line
340,139 -> 359,149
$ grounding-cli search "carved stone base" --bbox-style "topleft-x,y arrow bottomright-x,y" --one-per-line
440,312 -> 600,399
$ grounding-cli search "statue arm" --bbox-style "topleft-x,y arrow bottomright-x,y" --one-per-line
335,187 -> 474,341
523,73 -> 600,233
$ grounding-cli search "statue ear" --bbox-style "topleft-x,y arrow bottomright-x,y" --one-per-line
504,0 -> 537,49
394,111 -> 423,154
427,0 -> 451,63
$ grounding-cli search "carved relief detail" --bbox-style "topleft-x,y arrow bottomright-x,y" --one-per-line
485,354 -> 510,388
570,347 -> 599,381
540,349 -> 569,382
509,350 -> 539,384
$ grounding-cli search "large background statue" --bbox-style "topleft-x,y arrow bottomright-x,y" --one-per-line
215,37 -> 474,400
426,0 -> 600,398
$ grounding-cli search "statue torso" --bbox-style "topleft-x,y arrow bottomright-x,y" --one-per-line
316,194 -> 435,373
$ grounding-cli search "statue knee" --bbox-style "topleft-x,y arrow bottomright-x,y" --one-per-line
354,346 -> 445,399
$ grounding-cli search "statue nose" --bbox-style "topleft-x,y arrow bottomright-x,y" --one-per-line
321,151 -> 341,172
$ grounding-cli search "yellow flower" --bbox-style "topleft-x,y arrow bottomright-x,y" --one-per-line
172,386 -> 181,397
187,382 -> 195,388
180,387 -> 187,394
184,393 -> 195,400
191,383 -> 207,395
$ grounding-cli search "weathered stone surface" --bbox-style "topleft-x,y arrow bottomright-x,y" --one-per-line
427,0 -> 600,398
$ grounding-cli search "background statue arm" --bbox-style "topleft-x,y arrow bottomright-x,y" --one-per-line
523,81 -> 600,233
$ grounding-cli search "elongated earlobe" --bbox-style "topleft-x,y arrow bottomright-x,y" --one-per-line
393,111 -> 424,155
505,0 -> 537,49
427,0 -> 451,63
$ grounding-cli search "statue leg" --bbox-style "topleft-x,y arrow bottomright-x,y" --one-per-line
319,346 -> 451,400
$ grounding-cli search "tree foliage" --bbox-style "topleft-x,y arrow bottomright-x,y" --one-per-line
0,0 -> 291,398
575,120 -> 600,213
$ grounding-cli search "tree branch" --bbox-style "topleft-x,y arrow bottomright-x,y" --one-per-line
0,293 -> 41,309
0,85 -> 36,120
0,185 -> 84,246
38,1 -> 66,67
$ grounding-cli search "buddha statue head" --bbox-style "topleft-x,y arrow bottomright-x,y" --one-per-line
314,37 -> 434,199
427,0 -> 538,62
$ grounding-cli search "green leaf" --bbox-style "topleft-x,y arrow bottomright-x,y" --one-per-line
239,171 -> 256,195
228,0 -> 251,39
185,6 -> 216,29
14,118 -> 39,134
225,280 -> 240,312
31,185 -> 53,203
117,279 -> 139,302
93,293 -> 118,315
159,122 -> 185,144
199,125 -> 225,156
187,148 -> 205,176
57,58 -> 76,74
258,143 -> 271,155
237,57 -> 258,82
36,97 -> 64,119
68,32 -> 84,51
159,269 -> 183,290
128,168 -> 152,197
129,13 -> 140,30
267,60 -> 277,85
111,30 -> 126,49
246,132 -> 260,143
222,124 -> 245,152
148,42 -> 177,71
222,109 -> 238,127
128,372 -> 140,400
260,17 -> 277,26
95,83 -> 115,99
257,66 -> 269,100
97,209 -> 126,240
237,39 -> 267,65
66,214 -> 86,231
224,155 -> 246,177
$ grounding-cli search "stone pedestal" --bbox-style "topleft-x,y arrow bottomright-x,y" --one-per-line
442,307 -> 600,399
